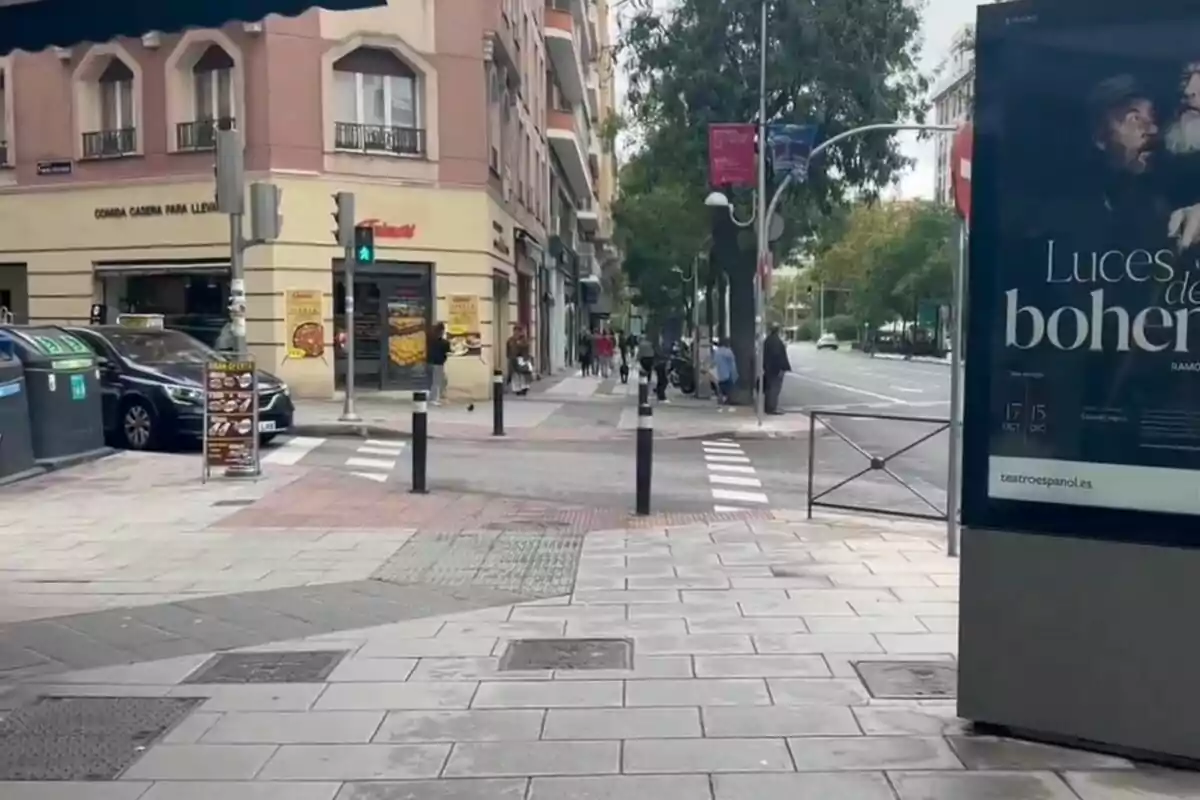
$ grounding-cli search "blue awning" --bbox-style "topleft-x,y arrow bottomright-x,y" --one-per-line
0,0 -> 386,56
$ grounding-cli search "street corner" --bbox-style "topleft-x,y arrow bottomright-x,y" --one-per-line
290,419 -> 412,441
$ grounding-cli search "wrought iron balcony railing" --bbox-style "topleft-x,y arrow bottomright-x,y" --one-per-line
334,122 -> 425,156
176,117 -> 236,151
81,128 -> 137,159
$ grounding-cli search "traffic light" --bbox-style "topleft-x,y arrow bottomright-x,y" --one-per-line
354,224 -> 376,264
332,191 -> 355,248
249,182 -> 282,242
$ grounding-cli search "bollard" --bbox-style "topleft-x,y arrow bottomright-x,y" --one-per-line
637,369 -> 649,405
635,402 -> 653,516
492,370 -> 505,436
411,390 -> 428,494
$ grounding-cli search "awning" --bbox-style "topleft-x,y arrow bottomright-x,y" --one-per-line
0,0 -> 385,55
94,260 -> 230,277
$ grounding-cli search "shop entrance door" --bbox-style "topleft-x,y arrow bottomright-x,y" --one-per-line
335,263 -> 432,391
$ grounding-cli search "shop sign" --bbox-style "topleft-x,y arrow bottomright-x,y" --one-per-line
202,360 -> 260,478
446,295 -> 482,357
491,220 -> 511,257
359,218 -> 417,239
284,289 -> 325,360
36,160 -> 72,176
94,202 -> 219,220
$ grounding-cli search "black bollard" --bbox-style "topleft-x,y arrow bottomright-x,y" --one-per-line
635,402 -> 653,516
637,369 -> 649,405
492,370 -> 505,436
411,390 -> 428,494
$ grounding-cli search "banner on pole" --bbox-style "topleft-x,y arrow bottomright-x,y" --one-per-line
767,124 -> 819,181
707,124 -> 756,187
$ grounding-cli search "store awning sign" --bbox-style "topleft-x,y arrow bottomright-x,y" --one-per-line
0,0 -> 385,56
360,219 -> 416,239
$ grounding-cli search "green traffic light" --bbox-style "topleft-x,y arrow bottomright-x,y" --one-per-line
358,246 -> 372,262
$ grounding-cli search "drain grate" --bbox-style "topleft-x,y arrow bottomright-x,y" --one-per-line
212,499 -> 256,507
183,650 -> 348,684
855,661 -> 957,699
499,638 -> 633,671
0,695 -> 202,780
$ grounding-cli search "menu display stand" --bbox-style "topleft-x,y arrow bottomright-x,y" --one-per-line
202,359 -> 260,482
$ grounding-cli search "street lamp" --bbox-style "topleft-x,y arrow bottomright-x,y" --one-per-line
673,247 -> 711,400
705,191 -> 756,228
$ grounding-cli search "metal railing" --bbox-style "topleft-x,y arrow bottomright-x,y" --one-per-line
806,409 -> 950,522
81,128 -> 137,159
334,122 -> 425,156
176,117 -> 236,151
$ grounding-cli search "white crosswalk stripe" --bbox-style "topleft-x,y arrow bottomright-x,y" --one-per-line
345,438 -> 406,482
260,436 -> 324,465
702,440 -> 770,511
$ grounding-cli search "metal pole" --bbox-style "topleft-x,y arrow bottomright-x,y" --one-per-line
229,214 -> 247,358
818,282 -> 825,334
492,370 -> 505,436
339,244 -> 362,423
411,390 -> 428,494
806,411 -> 817,519
946,220 -> 967,557
753,0 -> 768,428
635,401 -> 653,515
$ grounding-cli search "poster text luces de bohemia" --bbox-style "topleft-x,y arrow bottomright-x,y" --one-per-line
981,6 -> 1200,515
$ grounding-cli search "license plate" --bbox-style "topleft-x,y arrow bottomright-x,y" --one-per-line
257,420 -> 277,433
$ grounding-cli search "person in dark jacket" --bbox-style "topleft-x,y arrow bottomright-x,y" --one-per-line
763,324 -> 792,414
427,322 -> 452,404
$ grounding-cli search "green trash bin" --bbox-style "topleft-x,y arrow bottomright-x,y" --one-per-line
0,325 -> 107,467
0,339 -> 38,483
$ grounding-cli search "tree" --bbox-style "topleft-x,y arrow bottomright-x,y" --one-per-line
767,272 -> 812,328
615,0 -> 927,401
811,200 -> 957,331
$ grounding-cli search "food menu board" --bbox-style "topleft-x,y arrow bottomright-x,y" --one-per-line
202,360 -> 259,476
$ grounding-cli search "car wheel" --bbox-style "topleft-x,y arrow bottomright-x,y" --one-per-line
120,399 -> 157,450
260,434 -> 277,445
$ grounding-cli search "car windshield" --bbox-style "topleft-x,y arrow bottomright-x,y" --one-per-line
105,329 -> 223,365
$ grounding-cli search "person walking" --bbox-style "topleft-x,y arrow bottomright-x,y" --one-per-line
507,327 -> 532,395
636,334 -> 656,386
763,324 -> 791,415
578,330 -> 594,377
596,327 -> 615,378
712,338 -> 738,408
426,322 -> 451,405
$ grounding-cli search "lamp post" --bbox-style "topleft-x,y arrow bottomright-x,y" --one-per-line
704,190 -> 761,421
673,246 -> 710,399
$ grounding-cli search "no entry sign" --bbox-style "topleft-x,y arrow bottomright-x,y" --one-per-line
951,123 -> 972,221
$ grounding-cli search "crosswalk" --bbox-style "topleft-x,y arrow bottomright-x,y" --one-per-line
702,439 -> 770,513
261,436 -> 406,483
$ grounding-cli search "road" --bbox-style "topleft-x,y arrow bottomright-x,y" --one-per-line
776,343 -> 953,520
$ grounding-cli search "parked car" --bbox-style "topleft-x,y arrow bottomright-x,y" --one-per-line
64,325 -> 294,451
816,332 -> 839,350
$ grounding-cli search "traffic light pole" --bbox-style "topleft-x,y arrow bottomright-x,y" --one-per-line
229,213 -> 247,358
340,241 -> 361,423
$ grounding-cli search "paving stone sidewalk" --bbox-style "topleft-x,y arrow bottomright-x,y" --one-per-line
4,517 -> 1195,799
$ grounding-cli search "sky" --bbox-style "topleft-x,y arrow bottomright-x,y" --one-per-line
609,0 -> 983,200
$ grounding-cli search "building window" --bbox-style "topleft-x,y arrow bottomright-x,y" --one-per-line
333,47 -> 424,156
83,58 -> 136,159
174,45 -> 237,152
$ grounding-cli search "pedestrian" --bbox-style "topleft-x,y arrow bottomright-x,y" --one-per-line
427,322 -> 451,405
596,327 -> 615,378
763,324 -> 791,415
507,326 -> 532,396
617,329 -> 630,383
654,342 -> 670,402
636,334 -> 656,386
713,338 -> 738,407
578,330 -> 593,377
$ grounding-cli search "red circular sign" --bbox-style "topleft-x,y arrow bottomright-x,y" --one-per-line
951,123 -> 972,221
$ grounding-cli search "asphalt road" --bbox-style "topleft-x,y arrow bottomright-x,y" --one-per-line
777,343 -> 953,520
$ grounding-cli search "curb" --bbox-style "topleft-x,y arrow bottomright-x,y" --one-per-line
293,423 -> 807,443
0,446 -> 118,488
291,423 -> 413,440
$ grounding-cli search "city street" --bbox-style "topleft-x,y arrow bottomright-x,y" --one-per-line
780,344 -> 952,521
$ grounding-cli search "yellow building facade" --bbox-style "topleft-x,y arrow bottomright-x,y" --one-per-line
0,177 -> 530,399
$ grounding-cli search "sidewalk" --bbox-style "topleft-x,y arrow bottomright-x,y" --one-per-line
292,375 -> 810,442
1,513 -> 1185,799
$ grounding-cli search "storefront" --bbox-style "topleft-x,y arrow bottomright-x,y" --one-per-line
0,178 -> 517,399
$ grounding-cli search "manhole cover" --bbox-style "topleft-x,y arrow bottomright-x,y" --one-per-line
183,650 -> 348,684
211,499 -> 256,507
855,661 -> 957,699
0,696 -> 202,780
499,638 -> 633,670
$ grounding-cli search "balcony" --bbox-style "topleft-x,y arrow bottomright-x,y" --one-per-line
81,128 -> 136,159
586,67 -> 599,120
576,196 -> 598,235
334,122 -> 425,157
544,6 -> 586,108
176,118 -> 235,152
547,107 -> 593,202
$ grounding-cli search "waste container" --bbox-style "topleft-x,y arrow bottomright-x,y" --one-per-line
0,325 -> 106,467
0,338 -> 38,482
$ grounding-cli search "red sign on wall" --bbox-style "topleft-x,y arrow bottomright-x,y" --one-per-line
360,219 -> 417,239
708,124 -> 757,188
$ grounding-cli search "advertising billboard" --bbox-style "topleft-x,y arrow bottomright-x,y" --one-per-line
963,0 -> 1200,540
708,124 -> 757,187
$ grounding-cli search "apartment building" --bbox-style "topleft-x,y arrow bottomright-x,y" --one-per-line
931,24 -> 974,205
0,0 -> 580,400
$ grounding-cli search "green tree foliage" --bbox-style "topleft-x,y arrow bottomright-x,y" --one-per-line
614,0 -> 928,393
812,200 -> 957,329
767,272 -> 812,327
